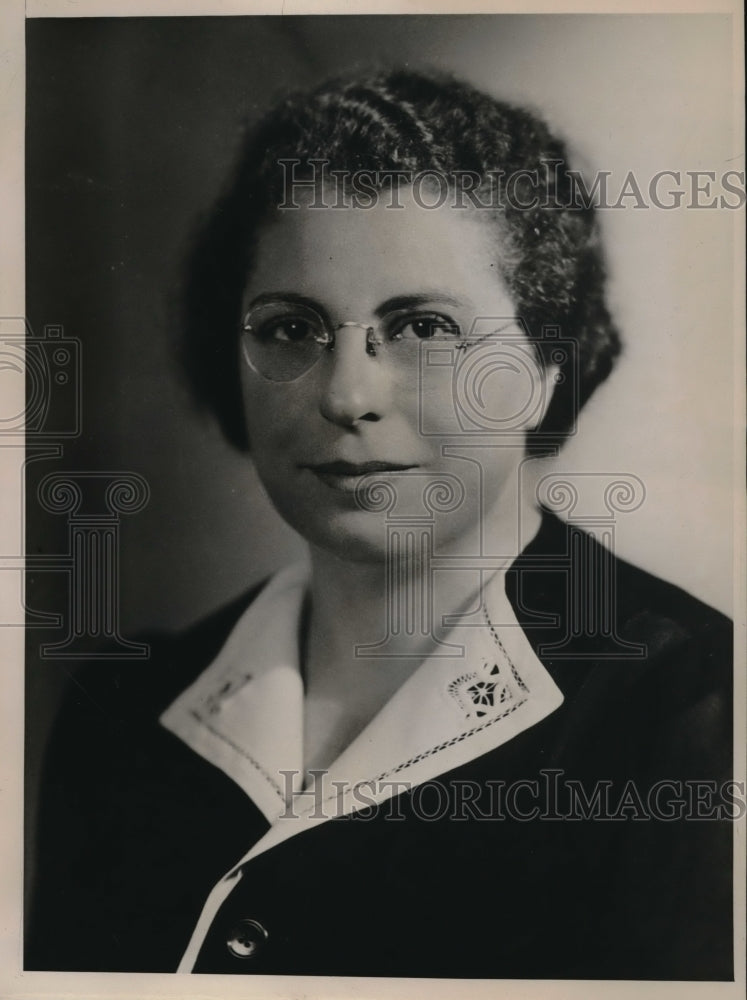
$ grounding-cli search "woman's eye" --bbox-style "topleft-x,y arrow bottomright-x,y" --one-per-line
391,315 -> 461,341
260,318 -> 317,343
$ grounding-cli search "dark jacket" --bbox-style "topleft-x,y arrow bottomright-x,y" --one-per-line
25,512 -> 734,979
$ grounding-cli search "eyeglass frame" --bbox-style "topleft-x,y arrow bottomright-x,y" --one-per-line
239,300 -> 520,384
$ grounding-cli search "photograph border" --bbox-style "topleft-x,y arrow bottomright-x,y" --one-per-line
2,1 -> 744,999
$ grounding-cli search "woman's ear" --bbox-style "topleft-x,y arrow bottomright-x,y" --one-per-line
522,361 -> 560,460
528,361 -> 560,432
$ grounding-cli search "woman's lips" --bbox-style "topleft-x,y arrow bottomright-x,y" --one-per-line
304,460 -> 417,493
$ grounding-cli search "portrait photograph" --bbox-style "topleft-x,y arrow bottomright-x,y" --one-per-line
0,2 -> 744,1000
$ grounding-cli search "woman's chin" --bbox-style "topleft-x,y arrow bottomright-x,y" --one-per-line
288,511 -> 397,564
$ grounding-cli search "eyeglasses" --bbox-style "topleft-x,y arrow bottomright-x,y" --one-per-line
240,299 -> 515,383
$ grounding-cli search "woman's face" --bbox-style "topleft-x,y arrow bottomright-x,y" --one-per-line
240,189 -> 552,562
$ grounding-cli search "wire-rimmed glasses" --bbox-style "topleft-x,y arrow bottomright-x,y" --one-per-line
240,299 -> 512,383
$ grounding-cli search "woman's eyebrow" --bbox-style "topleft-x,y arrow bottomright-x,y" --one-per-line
246,291 -> 466,314
246,291 -> 322,310
375,293 -> 465,316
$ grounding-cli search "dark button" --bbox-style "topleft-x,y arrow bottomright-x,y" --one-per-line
226,918 -> 269,959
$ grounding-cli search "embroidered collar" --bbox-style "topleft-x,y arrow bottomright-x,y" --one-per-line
160,559 -> 563,823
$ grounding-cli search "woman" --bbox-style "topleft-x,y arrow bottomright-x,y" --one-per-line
26,69 -> 733,979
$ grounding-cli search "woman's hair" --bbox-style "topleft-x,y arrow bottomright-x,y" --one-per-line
182,68 -> 620,455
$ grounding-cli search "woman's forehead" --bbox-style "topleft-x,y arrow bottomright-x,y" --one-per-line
245,188 -> 516,315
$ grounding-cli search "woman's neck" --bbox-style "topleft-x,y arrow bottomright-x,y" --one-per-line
305,473 -> 542,668
299,476 -> 543,777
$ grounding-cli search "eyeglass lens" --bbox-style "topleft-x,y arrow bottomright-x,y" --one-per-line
241,300 -> 468,383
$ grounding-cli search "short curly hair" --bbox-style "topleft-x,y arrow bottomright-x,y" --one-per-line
182,68 -> 621,454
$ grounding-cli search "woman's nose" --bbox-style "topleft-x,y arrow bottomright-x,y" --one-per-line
317,326 -> 389,426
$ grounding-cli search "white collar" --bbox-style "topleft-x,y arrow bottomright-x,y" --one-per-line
162,559 -> 564,973
160,559 -> 563,824
160,560 -> 309,821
